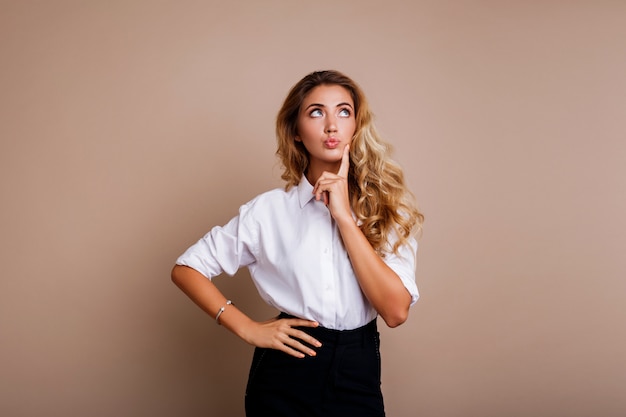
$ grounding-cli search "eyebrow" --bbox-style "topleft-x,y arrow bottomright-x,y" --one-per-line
304,102 -> 354,110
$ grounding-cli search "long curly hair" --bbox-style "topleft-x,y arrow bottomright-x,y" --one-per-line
276,70 -> 423,255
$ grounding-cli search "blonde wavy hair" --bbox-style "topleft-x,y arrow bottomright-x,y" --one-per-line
276,70 -> 423,255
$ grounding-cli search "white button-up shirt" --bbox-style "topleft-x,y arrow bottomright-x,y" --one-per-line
176,176 -> 419,330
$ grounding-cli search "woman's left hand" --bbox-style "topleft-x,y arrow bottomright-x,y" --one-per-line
313,144 -> 353,223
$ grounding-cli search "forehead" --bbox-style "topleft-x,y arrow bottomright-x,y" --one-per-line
302,84 -> 353,106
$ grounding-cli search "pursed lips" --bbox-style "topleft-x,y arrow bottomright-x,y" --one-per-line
324,137 -> 340,149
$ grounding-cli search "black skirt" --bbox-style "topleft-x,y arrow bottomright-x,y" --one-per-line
245,314 -> 385,417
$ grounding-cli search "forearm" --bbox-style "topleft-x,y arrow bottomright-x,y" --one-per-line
171,265 -> 321,356
336,218 -> 412,327
170,265 -> 255,341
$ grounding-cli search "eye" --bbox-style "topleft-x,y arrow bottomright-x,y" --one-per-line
338,108 -> 351,117
309,108 -> 323,117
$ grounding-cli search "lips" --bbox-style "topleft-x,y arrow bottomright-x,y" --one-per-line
324,138 -> 340,149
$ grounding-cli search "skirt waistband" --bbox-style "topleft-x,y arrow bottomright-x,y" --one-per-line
278,312 -> 378,345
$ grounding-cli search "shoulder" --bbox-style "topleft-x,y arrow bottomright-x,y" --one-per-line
244,186 -> 293,207
239,185 -> 297,218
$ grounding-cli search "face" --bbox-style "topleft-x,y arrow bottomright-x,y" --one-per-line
295,84 -> 356,173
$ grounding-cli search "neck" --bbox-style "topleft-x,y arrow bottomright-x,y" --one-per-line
305,161 -> 341,185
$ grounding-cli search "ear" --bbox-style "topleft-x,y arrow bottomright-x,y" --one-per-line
294,136 -> 302,142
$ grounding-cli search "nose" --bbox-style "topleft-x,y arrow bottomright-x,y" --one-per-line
325,115 -> 337,134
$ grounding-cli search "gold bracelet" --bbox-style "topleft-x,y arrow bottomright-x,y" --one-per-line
215,300 -> 232,325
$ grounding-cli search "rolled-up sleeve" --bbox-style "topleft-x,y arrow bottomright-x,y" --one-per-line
176,205 -> 257,280
383,236 -> 420,306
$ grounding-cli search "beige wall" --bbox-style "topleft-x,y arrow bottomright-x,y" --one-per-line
1,1 -> 625,416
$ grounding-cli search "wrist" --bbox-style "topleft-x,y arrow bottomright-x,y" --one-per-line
334,213 -> 358,229
234,316 -> 258,345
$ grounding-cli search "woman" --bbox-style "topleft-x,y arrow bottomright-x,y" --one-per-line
172,70 -> 423,416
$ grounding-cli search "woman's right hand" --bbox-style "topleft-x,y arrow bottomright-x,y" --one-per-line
243,317 -> 322,358
171,265 -> 321,358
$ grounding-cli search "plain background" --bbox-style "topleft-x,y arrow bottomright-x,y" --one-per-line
1,1 -> 625,416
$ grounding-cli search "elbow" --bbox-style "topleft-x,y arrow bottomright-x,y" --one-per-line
381,307 -> 409,328
380,291 -> 412,328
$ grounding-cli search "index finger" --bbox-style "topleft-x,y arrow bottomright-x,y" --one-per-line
337,144 -> 350,177
286,318 -> 319,328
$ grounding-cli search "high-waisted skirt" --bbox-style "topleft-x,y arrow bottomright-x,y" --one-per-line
244,313 -> 385,417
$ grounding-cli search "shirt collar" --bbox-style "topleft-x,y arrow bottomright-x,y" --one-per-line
297,174 -> 315,208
